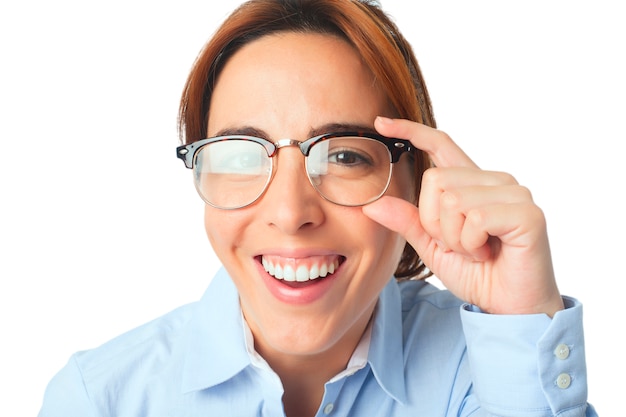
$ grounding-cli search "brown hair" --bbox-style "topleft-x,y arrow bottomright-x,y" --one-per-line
179,0 -> 435,280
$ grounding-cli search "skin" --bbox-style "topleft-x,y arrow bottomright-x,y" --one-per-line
205,32 -> 414,416
364,117 -> 564,318
204,31 -> 563,417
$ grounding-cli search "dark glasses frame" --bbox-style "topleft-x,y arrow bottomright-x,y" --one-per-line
176,131 -> 414,168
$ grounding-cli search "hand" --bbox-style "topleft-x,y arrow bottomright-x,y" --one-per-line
363,117 -> 564,317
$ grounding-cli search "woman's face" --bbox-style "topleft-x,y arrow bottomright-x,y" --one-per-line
205,32 -> 414,361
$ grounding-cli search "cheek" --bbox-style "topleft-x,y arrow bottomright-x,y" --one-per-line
359,214 -> 407,273
203,207 -> 245,256
379,225 -> 406,258
203,212 -> 224,260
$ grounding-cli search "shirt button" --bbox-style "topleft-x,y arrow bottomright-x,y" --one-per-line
323,403 -> 334,414
556,373 -> 572,389
554,343 -> 570,360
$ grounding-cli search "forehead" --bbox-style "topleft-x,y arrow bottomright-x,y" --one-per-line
207,32 -> 392,138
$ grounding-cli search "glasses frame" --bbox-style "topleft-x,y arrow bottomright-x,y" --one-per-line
176,131 -> 414,208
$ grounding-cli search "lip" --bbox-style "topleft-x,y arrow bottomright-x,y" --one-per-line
254,251 -> 346,305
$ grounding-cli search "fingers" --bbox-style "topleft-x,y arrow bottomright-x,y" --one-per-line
372,117 -> 541,262
361,196 -> 432,257
419,167 -> 519,224
370,117 -> 560,315
374,116 -> 478,169
422,168 -> 534,260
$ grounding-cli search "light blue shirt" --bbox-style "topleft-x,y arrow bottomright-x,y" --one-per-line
38,268 -> 598,416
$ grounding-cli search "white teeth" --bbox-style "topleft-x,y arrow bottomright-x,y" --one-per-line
296,266 -> 309,282
262,258 -> 273,275
283,265 -> 295,282
262,256 -> 340,282
275,264 -> 284,279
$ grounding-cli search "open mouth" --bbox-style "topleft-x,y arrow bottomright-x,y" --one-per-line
260,255 -> 345,282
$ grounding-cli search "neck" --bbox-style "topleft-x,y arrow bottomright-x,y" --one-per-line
252,312 -> 373,417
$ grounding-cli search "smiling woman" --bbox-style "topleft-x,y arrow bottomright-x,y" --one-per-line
199,36 -> 414,407
36,1 -> 598,416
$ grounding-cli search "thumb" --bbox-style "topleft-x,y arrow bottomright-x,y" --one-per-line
362,196 -> 432,256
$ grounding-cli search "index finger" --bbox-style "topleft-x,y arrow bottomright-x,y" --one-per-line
374,117 -> 478,169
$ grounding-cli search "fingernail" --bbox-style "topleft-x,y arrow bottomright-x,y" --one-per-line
376,116 -> 393,124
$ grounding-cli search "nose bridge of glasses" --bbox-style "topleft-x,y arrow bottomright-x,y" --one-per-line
270,138 -> 309,157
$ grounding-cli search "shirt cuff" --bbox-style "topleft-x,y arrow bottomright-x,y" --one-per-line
460,296 -> 589,416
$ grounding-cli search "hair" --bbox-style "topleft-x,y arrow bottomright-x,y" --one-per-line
179,0 -> 435,280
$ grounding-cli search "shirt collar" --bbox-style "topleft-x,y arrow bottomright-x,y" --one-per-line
328,318 -> 372,383
180,269 -> 408,405
181,268 -> 250,393
367,277 -> 408,404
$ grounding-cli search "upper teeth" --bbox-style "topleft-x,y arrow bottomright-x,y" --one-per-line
262,256 -> 339,282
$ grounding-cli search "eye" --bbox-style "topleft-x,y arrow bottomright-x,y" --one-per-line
220,151 -> 265,171
327,149 -> 373,167
196,140 -> 270,175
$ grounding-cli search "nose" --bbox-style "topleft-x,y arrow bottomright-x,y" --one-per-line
259,147 -> 325,235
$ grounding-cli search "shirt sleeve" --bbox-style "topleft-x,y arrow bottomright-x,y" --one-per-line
460,296 -> 598,417
38,354 -> 98,417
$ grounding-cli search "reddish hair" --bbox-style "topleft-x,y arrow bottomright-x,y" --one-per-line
179,0 -> 436,280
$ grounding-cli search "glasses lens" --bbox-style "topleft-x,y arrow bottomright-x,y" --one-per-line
306,137 -> 392,206
193,139 -> 272,209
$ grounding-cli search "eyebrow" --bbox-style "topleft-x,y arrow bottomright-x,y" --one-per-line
212,122 -> 377,141
212,126 -> 268,138
310,123 -> 377,137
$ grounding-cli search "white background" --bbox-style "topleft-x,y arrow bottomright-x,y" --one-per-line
1,0 -> 622,414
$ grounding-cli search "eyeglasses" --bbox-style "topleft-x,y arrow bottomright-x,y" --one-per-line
176,132 -> 413,209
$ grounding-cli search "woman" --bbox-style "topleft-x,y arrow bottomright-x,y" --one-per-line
38,1 -> 597,416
